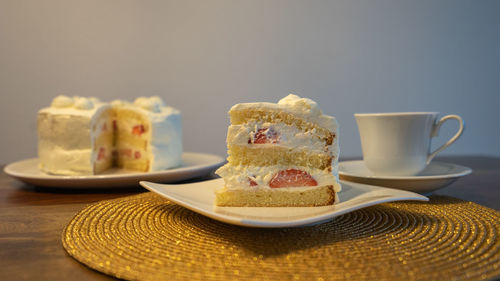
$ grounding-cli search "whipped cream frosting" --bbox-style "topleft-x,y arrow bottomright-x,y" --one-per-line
41,95 -> 105,117
51,95 -> 74,108
134,96 -> 165,113
230,94 -> 337,132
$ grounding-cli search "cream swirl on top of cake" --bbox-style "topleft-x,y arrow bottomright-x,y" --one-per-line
277,94 -> 322,118
74,97 -> 95,110
134,96 -> 164,113
51,95 -> 74,108
45,95 -> 103,116
113,96 -> 181,120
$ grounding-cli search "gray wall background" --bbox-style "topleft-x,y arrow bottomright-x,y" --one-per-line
1,0 -> 499,164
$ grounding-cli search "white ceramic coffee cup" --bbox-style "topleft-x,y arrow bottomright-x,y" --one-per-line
354,112 -> 464,176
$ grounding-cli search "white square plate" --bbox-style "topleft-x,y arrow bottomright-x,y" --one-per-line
140,178 -> 428,228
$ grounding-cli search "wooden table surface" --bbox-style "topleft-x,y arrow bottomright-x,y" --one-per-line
1,156 -> 499,281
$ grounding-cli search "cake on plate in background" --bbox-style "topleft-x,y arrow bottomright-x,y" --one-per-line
215,94 -> 341,206
37,95 -> 182,176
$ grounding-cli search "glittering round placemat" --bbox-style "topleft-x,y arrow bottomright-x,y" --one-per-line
62,193 -> 500,281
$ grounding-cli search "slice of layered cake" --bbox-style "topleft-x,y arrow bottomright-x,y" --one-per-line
215,94 -> 341,206
37,95 -> 182,175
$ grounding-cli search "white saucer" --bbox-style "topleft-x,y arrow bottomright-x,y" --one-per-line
140,178 -> 428,228
4,152 -> 225,189
339,160 -> 472,194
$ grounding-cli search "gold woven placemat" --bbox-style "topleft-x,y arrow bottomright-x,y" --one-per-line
62,193 -> 500,281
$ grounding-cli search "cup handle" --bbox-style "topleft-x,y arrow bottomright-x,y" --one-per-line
427,114 -> 464,164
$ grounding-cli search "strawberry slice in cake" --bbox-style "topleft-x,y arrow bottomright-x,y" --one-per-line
215,94 -> 341,207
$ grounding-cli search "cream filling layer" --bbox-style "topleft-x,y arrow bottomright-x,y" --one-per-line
227,122 -> 331,153
216,164 -> 341,192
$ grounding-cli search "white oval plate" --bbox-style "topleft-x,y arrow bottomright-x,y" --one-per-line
4,152 -> 225,189
339,160 -> 472,194
140,178 -> 428,228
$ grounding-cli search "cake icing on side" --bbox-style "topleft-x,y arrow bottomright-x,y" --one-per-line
37,95 -> 182,175
215,94 -> 341,207
38,96 -> 113,175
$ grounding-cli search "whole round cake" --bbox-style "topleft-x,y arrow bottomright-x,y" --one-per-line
37,95 -> 182,175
